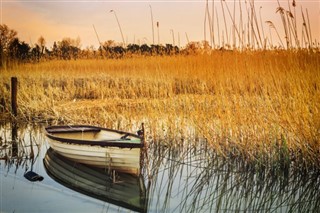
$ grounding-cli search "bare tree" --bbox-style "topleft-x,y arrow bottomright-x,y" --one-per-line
0,24 -> 18,67
0,24 -> 18,52
57,37 -> 81,60
37,36 -> 46,55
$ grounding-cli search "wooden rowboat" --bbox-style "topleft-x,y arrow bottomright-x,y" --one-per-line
45,125 -> 144,175
43,148 -> 147,213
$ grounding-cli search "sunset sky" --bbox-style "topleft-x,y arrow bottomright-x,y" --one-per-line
1,0 -> 319,49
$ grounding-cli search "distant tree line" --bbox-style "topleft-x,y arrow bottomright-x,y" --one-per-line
0,25 -> 84,67
97,41 -> 180,59
1,24 -> 212,68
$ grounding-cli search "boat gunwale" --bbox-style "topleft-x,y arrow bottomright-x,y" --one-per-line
45,125 -> 144,148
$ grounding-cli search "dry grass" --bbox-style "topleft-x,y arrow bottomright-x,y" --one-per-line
1,51 -> 319,168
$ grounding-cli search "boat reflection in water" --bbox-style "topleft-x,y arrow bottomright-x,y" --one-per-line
43,148 -> 147,213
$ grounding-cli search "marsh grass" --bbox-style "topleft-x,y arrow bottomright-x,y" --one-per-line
0,50 -> 319,168
144,138 -> 320,212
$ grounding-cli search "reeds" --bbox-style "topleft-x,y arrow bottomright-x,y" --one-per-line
144,137 -> 320,212
0,50 -> 319,168
0,122 -> 44,172
203,0 -> 317,50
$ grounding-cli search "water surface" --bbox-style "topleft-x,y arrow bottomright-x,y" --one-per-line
0,123 -> 319,212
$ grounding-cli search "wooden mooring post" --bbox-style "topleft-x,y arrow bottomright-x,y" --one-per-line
11,121 -> 18,157
11,77 -> 18,116
0,97 -> 5,113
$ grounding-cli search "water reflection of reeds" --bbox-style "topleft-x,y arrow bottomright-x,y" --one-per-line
0,122 -> 43,173
144,139 -> 320,212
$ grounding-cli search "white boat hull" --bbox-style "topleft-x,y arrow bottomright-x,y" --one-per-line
45,125 -> 143,175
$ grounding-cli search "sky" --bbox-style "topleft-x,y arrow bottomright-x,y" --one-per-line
1,0 -> 319,49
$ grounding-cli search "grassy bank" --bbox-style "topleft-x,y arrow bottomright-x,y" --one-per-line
1,50 -> 319,169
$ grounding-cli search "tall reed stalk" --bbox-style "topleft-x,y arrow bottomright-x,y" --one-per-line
110,10 -> 125,47
149,5 -> 155,45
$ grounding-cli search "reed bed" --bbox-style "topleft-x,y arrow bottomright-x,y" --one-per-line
144,139 -> 320,212
0,50 -> 319,169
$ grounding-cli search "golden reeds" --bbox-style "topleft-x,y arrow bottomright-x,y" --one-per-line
0,51 -> 319,168
203,0 -> 317,50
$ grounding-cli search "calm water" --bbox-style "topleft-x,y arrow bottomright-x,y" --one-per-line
0,122 -> 319,213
